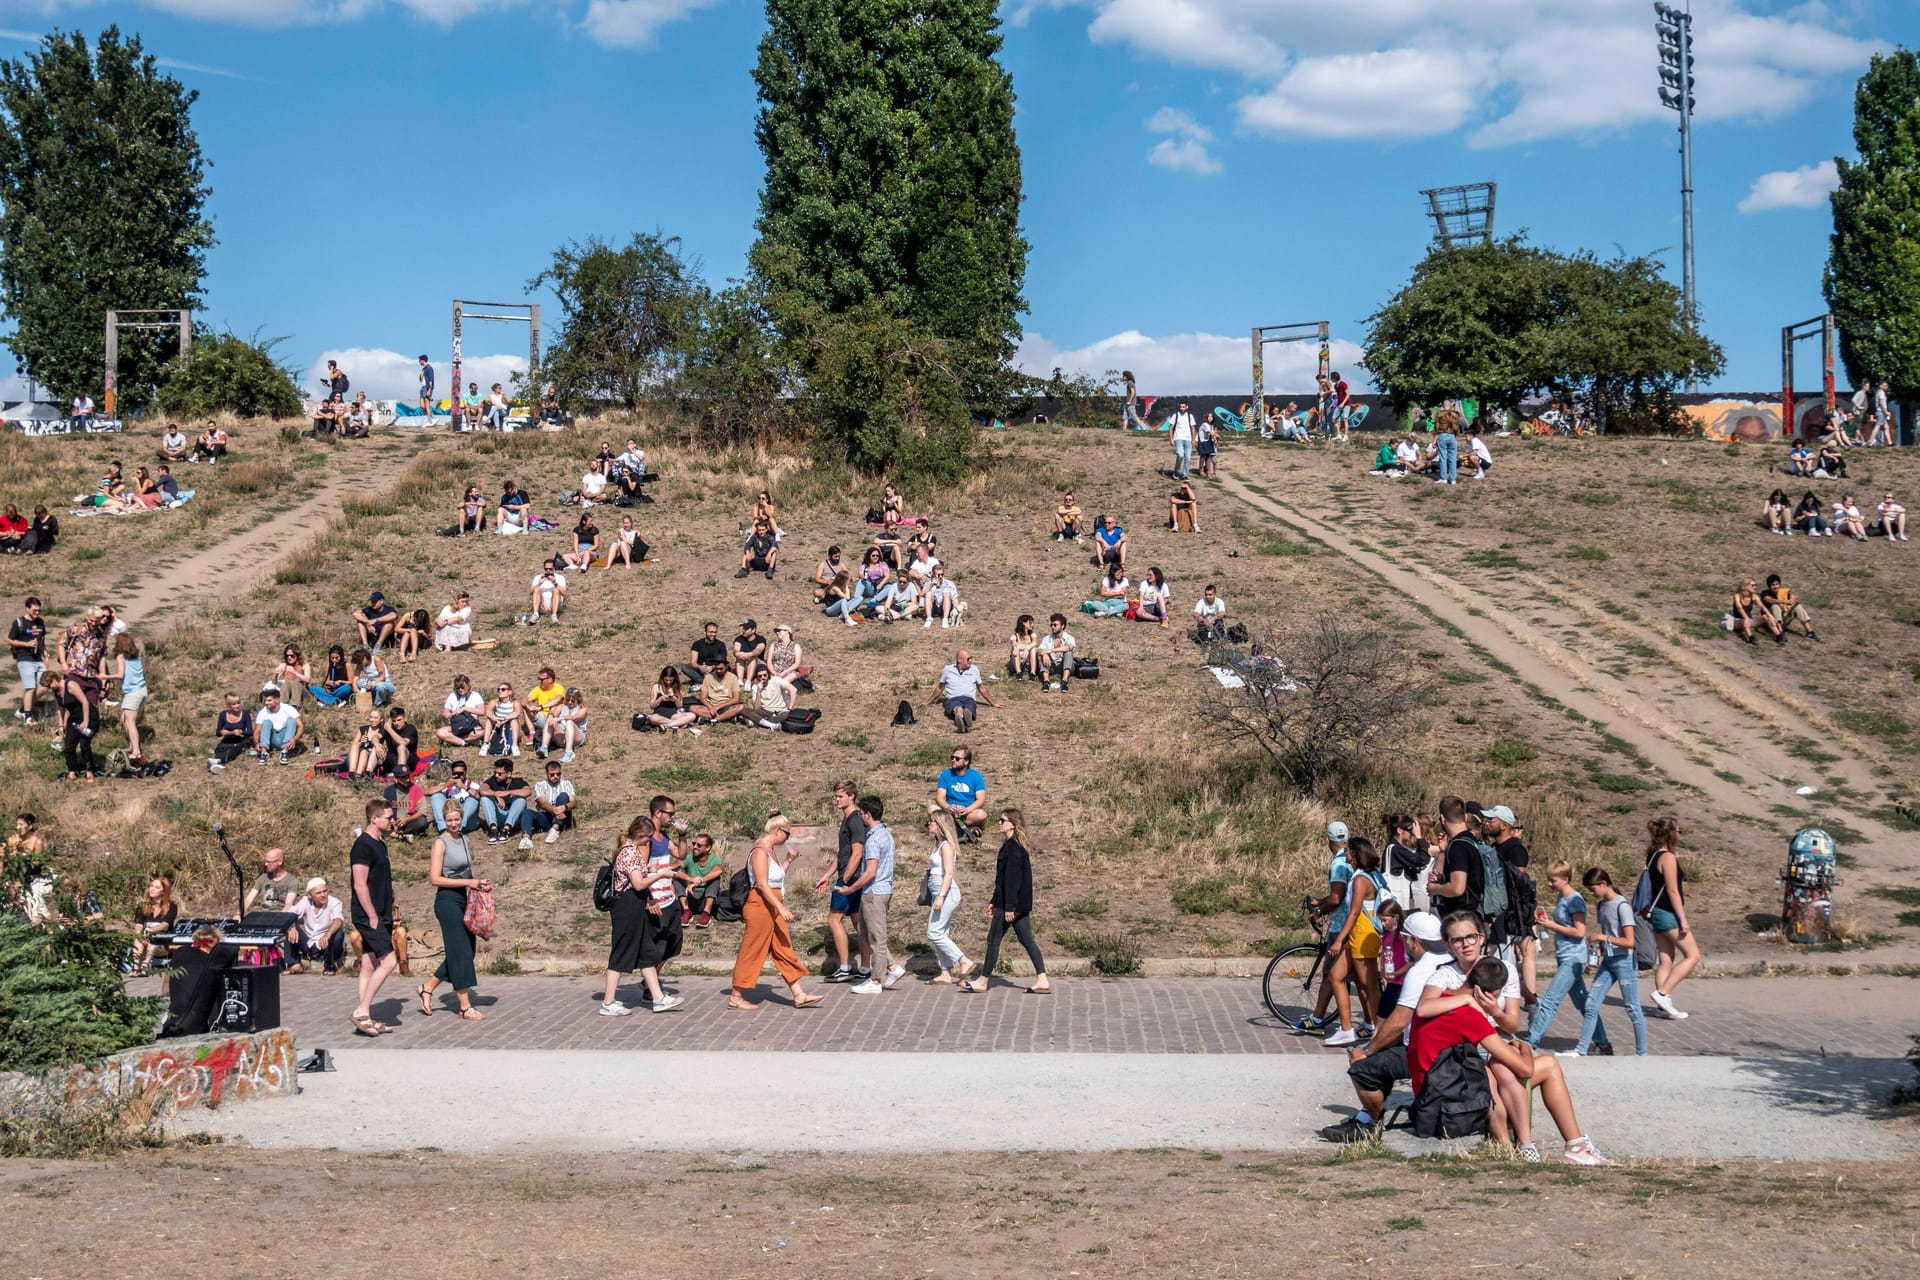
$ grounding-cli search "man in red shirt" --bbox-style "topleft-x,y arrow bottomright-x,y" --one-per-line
1410,956 -> 1611,1165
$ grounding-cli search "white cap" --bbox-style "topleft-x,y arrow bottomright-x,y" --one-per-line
306,877 -> 327,893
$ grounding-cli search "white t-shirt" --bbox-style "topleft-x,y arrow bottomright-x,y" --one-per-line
294,895 -> 342,947
162,430 -> 185,451
256,703 -> 300,734
1140,580 -> 1166,608
444,689 -> 483,719
1395,441 -> 1420,466
1401,955 -> 1520,1046
1470,437 -> 1492,464
1103,576 -> 1130,596
1170,413 -> 1195,443
532,571 -> 567,599
581,471 -> 607,497
1194,595 -> 1227,620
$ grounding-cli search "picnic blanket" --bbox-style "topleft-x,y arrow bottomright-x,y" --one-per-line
67,490 -> 196,517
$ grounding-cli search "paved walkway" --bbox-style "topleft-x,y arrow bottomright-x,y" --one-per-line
262,972 -> 1918,1058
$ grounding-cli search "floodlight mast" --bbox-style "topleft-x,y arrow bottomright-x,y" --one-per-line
1419,182 -> 1497,250
1656,1 -> 1697,390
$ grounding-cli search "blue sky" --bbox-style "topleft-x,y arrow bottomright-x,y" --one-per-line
0,0 -> 1908,400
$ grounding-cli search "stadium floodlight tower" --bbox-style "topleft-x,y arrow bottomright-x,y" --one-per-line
1655,1 -> 1697,388
1419,183 -> 1497,250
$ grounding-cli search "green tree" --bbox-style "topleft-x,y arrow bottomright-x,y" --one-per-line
668,280 -> 800,449
0,28 -> 213,408
154,332 -> 302,420
1364,236 -> 1721,431
809,300 -> 975,483
1824,49 -> 1920,400
528,232 -> 704,413
751,0 -> 1028,379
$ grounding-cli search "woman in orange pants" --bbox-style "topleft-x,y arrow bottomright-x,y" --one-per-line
730,812 -> 824,1011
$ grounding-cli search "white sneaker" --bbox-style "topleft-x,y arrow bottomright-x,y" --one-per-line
1648,989 -> 1676,1017
923,618 -> 933,629
208,759 -> 224,773
517,835 -> 533,851
1323,1028 -> 1359,1047
545,828 -> 560,844
882,965 -> 906,989
850,979 -> 883,994
509,745 -> 521,756
941,617 -> 951,629
1556,1049 -> 1585,1058
1562,1138 -> 1613,1166
598,1001 -> 631,1017
651,994 -> 684,1013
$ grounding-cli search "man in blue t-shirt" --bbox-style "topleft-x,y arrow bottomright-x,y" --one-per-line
936,745 -> 988,835
418,355 -> 435,413
1094,515 -> 1128,572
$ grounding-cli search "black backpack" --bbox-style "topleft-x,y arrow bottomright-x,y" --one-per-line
1410,1042 -> 1493,1139
891,699 -> 917,727
592,860 -> 617,912
712,867 -> 752,923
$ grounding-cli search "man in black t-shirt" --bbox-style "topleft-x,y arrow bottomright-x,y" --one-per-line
737,519 -> 779,580
813,782 -> 873,982
8,595 -> 47,724
732,620 -> 768,687
383,706 -> 420,779
354,592 -> 397,652
1427,794 -> 1482,919
687,622 -> 728,684
349,798 -> 398,1035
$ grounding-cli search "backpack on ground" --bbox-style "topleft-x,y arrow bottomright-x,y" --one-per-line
781,708 -> 820,734
1470,838 -> 1508,921
1226,622 -> 1250,644
891,699 -> 917,727
1410,1043 -> 1493,1139
485,724 -> 510,757
592,859 -> 617,912
712,867 -> 752,923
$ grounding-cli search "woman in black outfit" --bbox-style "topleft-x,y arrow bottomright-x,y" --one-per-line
57,670 -> 97,779
20,505 -> 57,555
961,807 -> 1051,994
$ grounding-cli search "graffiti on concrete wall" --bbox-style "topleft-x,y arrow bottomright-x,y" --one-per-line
57,1028 -> 295,1124
1685,398 -> 1835,442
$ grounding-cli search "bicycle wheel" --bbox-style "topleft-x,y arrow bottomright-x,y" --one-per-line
1262,945 -> 1325,1028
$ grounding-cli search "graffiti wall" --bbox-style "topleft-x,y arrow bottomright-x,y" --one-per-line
49,1029 -> 296,1125
1684,398 -> 1834,442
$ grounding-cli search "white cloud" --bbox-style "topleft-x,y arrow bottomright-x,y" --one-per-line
11,0 -> 715,46
1145,106 -> 1222,173
1060,0 -> 1886,147
305,347 -> 526,402
580,0 -> 718,48
1738,159 -> 1840,213
1016,328 -> 1368,394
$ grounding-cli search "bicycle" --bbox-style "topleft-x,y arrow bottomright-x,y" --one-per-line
1262,901 -> 1369,1031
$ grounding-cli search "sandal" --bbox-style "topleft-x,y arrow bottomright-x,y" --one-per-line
959,978 -> 988,993
1025,984 -> 1054,995
416,985 -> 434,1016
455,1007 -> 485,1020
726,995 -> 758,1011
792,992 -> 824,1009
350,1012 -> 384,1036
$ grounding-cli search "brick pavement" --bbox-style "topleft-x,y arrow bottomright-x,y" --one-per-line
262,972 -> 1918,1058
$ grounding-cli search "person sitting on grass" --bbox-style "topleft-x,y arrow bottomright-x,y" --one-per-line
192,423 -> 228,462
526,559 -> 567,625
927,647 -> 997,733
1873,492 -> 1908,541
159,424 -> 189,462
754,489 -> 783,541
0,504 -> 26,552
253,686 -> 304,762
1192,584 -> 1228,643
434,593 -> 473,652
813,545 -> 846,605
351,647 -> 395,706
579,459 -> 609,508
822,568 -> 859,625
1397,435 -> 1426,475
1414,953 -> 1612,1165
680,832 -> 726,927
763,624 -> 803,709
877,574 -> 922,624
1814,441 -> 1848,479
613,437 -> 647,500
531,758 -> 577,844
738,518 -> 778,580
1169,479 -> 1200,531
343,393 -> 373,438
603,514 -> 645,567
1763,488 -> 1791,534
1762,575 -> 1820,642
210,691 -> 253,771
904,542 -> 940,588
475,758 -> 533,847
1731,578 -> 1784,645
732,621 -> 769,689
346,706 -> 392,780
1467,426 -> 1493,479
521,667 -> 568,750
936,745 -> 988,835
383,705 -> 419,779
496,479 -> 530,534
1786,440 -> 1816,477
542,687 -> 588,763
701,657 -> 747,724
457,485 -> 488,534
438,674 -> 486,748
1087,563 -> 1129,616
1370,438 -> 1401,475
872,515 -> 904,567
393,609 -> 430,663
1038,613 -> 1077,691
354,591 -> 398,651
1007,614 -> 1039,679
1136,566 -> 1171,624
1093,514 -> 1128,572
1053,492 -> 1085,541
881,482 -> 904,522
1832,494 -> 1868,541
563,511 -> 600,574
922,565 -> 961,629
311,645 -> 352,706
647,667 -> 700,733
1791,490 -> 1829,536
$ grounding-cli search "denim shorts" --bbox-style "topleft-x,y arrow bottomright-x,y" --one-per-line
1647,905 -> 1681,934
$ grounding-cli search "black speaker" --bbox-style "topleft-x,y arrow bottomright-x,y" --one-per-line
215,966 -> 282,1033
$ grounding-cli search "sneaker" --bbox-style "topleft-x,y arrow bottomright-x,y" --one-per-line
941,617 -> 951,629
651,994 -> 685,1013
734,568 -> 750,578
923,617 -> 933,629
1648,989 -> 1677,1018
509,745 -> 521,756
517,835 -> 534,851
1323,1027 -> 1359,1048
882,965 -> 906,990
277,750 -> 290,765
598,1000 -> 632,1017
855,967 -> 873,980
1515,1143 -> 1541,1163
1299,1012 -> 1333,1034
560,749 -> 575,763
1562,1139 -> 1613,1166
826,966 -> 855,983
765,568 -> 776,581
208,759 -> 224,773
1593,1043 -> 1616,1056
1556,1049 -> 1585,1058
1317,1117 -> 1382,1144
850,979 -> 883,994
545,827 -> 560,844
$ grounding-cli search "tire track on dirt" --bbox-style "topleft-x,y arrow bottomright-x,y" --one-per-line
1219,475 -> 1901,857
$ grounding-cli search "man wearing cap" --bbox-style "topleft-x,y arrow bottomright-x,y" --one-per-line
1320,910 -> 1445,1143
1481,803 -> 1538,998
1306,822 -> 1356,1035
353,592 -> 397,652
733,620 -> 768,688
288,877 -> 345,974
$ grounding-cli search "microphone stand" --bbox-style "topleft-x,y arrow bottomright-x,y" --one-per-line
216,827 -> 245,921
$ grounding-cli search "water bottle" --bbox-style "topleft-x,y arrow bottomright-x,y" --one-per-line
1586,941 -> 1600,974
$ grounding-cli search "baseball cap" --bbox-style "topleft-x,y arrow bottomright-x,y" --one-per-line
741,618 -> 757,629
306,877 -> 327,893
1403,911 -> 1443,944
1326,821 -> 1349,842
1482,804 -> 1518,827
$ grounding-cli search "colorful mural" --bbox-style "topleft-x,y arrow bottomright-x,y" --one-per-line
53,1028 -> 296,1125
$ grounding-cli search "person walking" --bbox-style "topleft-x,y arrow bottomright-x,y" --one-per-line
1524,861 -> 1612,1054
961,808 -> 1050,994
730,812 -> 823,1011
924,808 -> 971,983
417,794 -> 491,1020
1167,402 -> 1197,479
846,797 -> 904,992
1569,869 -> 1648,1056
349,799 -> 401,1036
1642,816 -> 1701,1019
815,782 -> 871,983
601,815 -> 686,1015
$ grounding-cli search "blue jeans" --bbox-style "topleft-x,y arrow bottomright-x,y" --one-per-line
1577,953 -> 1647,1055
1526,956 -> 1610,1050
487,405 -> 509,431
926,882 -> 963,968
481,797 -> 527,831
256,721 -> 298,750
358,678 -> 395,707
1436,432 -> 1458,482
1173,439 -> 1191,477
433,796 -> 480,833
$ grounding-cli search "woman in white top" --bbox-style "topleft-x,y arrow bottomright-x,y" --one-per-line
545,687 -> 588,762
269,644 -> 311,707
488,683 -> 520,756
924,807 -> 970,983
1136,566 -> 1170,624
1007,614 -> 1038,680
434,593 -> 473,651
1832,495 -> 1868,540
729,813 -> 822,1011
603,515 -> 642,568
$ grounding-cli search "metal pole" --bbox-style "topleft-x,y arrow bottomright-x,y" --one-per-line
1782,326 -> 1794,443
1821,313 -> 1836,420
529,303 -> 541,375
451,300 -> 463,411
1250,328 -> 1263,436
1679,6 -> 1696,393
104,310 -> 118,419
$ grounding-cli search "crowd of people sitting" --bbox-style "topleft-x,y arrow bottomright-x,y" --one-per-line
1368,414 -> 1493,481
1762,486 -> 1907,541
809,500 -> 967,629
67,458 -> 195,516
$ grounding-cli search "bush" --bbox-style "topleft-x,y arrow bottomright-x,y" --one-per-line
808,300 -> 978,486
1087,932 -> 1143,977
154,332 -> 303,420
0,911 -> 160,1073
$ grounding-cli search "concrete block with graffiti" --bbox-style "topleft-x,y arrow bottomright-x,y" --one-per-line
1,1029 -> 297,1128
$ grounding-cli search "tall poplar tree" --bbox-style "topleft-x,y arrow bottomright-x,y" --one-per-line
0,28 -> 213,406
751,0 -> 1028,375
1824,49 -> 1920,400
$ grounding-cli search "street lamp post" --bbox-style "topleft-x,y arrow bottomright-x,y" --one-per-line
1656,1 -> 1697,390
